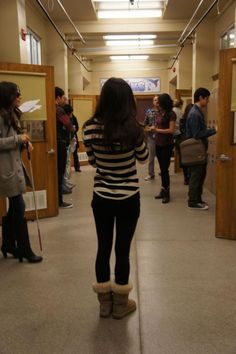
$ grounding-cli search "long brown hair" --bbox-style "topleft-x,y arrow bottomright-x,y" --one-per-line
0,81 -> 20,132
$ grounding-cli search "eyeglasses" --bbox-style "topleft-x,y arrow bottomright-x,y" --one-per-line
16,92 -> 21,98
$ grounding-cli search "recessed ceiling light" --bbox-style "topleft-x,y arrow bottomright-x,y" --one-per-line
104,34 -> 157,40
110,55 -> 149,60
106,39 -> 154,46
98,10 -> 162,19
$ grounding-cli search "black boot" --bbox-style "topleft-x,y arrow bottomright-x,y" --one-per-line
1,216 -> 18,258
154,187 -> 165,199
162,188 -> 170,204
17,218 -> 43,263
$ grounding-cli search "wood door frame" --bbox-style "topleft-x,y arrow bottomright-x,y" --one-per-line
0,62 -> 57,221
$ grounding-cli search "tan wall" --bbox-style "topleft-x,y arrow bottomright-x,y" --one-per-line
213,1 -> 236,75
78,60 -> 168,95
25,1 -> 48,64
0,0 -> 27,63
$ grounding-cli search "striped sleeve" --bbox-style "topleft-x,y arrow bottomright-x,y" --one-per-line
135,141 -> 149,164
82,122 -> 97,167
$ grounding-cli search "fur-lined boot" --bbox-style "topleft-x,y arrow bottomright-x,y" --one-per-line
111,281 -> 136,319
93,281 -> 113,318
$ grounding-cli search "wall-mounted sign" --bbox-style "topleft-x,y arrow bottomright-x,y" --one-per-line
100,77 -> 161,93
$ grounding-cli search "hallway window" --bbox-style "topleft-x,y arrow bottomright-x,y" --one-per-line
221,26 -> 235,49
26,29 -> 41,65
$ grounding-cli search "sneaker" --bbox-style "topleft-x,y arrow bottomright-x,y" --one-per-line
144,175 -> 155,181
188,203 -> 209,210
62,189 -> 72,194
59,201 -> 73,209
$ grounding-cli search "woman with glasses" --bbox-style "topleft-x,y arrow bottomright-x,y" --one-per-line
0,81 -> 42,263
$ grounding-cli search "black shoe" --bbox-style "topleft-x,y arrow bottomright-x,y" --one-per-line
59,201 -> 73,209
154,188 -> 164,199
19,252 -> 43,263
75,168 -> 81,172
62,188 -> 72,194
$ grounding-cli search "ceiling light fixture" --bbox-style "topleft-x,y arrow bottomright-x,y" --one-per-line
110,55 -> 149,60
104,34 -> 157,40
106,39 -> 154,46
98,9 -> 162,19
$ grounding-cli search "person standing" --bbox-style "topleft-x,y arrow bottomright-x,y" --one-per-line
179,103 -> 193,185
55,87 -> 74,208
143,95 -> 159,181
83,78 -> 148,319
152,93 -> 176,203
186,87 -> 216,210
0,81 -> 42,263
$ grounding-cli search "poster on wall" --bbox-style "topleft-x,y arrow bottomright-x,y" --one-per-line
100,77 -> 161,93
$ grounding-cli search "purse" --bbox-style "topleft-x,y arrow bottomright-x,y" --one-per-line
179,138 -> 207,166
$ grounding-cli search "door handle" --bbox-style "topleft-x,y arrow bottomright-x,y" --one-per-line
218,154 -> 231,162
47,148 -> 55,155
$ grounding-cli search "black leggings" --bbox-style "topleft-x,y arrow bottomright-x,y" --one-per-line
156,144 -> 174,189
92,193 -> 140,285
7,195 -> 25,223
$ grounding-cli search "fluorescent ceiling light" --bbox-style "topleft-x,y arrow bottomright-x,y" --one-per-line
110,55 -> 149,60
98,10 -> 162,19
106,40 -> 154,46
104,34 -> 157,40
94,0 -> 163,2
98,3 -> 163,10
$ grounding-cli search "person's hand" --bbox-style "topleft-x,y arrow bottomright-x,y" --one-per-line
27,141 -> 34,152
20,133 -> 30,143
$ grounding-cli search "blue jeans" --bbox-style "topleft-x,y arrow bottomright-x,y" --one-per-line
92,193 -> 140,285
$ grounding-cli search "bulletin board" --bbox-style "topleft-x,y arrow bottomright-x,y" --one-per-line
71,96 -> 95,141
0,71 -> 47,120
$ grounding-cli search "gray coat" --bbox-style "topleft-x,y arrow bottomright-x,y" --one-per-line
0,114 -> 29,197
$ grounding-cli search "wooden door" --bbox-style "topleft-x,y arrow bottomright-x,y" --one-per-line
216,48 -> 236,239
136,95 -> 153,124
0,63 -> 57,221
70,95 -> 96,165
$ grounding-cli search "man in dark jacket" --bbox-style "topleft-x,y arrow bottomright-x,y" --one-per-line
186,87 -> 216,210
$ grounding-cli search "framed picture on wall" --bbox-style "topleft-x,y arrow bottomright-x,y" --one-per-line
100,77 -> 161,93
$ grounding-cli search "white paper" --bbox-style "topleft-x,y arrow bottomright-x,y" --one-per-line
19,99 -> 41,113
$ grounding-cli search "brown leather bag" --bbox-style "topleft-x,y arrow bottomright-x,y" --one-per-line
179,138 -> 207,166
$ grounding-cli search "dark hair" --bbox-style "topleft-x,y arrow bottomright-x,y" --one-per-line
182,103 -> 193,120
93,77 -> 143,148
64,104 -> 73,114
158,93 -> 173,113
194,87 -> 210,103
0,81 -> 19,130
55,86 -> 65,99
173,98 -> 183,108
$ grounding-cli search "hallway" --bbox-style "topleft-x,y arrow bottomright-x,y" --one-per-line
1,163 -> 236,354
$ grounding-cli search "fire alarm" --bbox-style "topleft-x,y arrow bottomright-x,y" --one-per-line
21,28 -> 27,41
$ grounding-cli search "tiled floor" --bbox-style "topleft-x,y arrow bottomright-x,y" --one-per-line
1,162 -> 236,354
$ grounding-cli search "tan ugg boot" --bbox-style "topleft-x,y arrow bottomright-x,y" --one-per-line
93,281 -> 112,318
111,281 -> 136,319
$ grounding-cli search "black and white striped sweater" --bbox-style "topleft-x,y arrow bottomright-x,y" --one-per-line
83,117 -> 148,200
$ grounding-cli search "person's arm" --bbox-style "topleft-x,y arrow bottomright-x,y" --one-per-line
135,140 -> 149,164
155,120 -> 175,134
82,122 -> 97,168
0,132 -> 29,151
57,107 -> 74,132
188,114 -> 216,139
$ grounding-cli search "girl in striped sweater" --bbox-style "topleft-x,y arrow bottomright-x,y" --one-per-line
83,77 -> 148,319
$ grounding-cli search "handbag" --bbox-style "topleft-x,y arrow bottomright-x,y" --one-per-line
179,138 -> 207,166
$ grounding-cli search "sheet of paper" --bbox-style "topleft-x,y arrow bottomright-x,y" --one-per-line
19,99 -> 40,113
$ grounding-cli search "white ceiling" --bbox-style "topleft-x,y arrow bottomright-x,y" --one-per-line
36,0 -> 233,64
